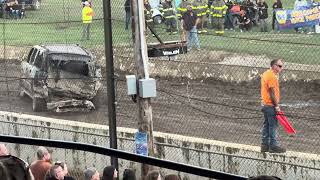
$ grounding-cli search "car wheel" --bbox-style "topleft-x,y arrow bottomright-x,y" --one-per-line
32,0 -> 41,10
32,97 -> 46,112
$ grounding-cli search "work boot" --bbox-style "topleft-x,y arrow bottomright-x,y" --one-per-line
269,145 -> 286,153
260,144 -> 269,153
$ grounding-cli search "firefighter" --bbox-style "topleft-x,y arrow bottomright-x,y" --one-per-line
193,0 -> 208,33
177,0 -> 189,40
177,0 -> 189,19
144,0 -> 155,35
210,0 -> 227,35
162,0 -> 178,34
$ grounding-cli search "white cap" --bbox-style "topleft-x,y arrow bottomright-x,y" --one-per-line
84,1 -> 89,6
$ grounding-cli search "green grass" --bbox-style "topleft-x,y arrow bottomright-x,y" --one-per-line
0,0 -> 319,65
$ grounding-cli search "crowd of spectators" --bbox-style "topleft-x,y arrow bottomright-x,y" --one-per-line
1,0 -> 25,19
0,143 -> 190,180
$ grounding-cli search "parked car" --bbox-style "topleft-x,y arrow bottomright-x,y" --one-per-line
20,44 -> 102,112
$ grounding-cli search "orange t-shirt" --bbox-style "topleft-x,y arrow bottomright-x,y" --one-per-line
261,69 -> 280,106
30,160 -> 52,180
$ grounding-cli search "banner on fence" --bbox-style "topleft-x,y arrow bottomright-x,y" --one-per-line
135,132 -> 148,156
276,6 -> 320,30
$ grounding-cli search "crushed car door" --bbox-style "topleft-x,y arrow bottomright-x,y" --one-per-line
21,48 -> 39,93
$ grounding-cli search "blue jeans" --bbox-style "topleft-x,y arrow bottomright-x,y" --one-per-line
125,11 -> 131,30
187,26 -> 200,50
261,106 -> 279,146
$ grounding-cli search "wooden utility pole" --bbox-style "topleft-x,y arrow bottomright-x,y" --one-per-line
132,0 -> 155,178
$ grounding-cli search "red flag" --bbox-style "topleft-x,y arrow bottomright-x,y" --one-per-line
276,111 -> 296,134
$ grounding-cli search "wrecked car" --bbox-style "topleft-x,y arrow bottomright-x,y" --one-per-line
20,44 -> 102,112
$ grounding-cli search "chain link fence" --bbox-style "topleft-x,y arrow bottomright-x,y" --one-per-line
0,0 -> 320,178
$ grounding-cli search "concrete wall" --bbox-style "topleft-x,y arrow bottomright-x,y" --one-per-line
2,45 -> 319,83
1,111 -> 320,179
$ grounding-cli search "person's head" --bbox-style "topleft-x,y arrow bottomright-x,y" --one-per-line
240,10 -> 246,16
84,1 -> 90,6
146,170 -> 162,180
0,144 -> 9,156
164,174 -> 180,180
36,146 -> 51,161
102,166 -> 118,180
270,58 -> 284,74
54,161 -> 68,176
123,168 -> 136,180
84,167 -> 100,180
48,165 -> 65,180
186,4 -> 192,11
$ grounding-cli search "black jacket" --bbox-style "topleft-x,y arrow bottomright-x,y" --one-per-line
257,2 -> 268,19
124,0 -> 131,12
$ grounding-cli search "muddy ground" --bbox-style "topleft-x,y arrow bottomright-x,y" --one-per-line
0,59 -> 320,155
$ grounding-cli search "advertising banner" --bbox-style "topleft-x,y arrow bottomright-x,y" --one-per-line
135,132 -> 148,156
276,6 -> 320,30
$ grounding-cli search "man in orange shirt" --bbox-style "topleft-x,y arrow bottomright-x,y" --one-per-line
260,58 -> 286,153
30,146 -> 52,180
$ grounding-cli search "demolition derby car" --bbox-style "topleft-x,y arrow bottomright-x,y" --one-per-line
19,44 -> 102,112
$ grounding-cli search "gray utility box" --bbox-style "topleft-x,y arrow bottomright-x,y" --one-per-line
139,78 -> 156,98
126,75 -> 137,95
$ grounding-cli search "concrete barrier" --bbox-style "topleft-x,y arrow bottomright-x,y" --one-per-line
2,45 -> 319,83
1,111 -> 320,179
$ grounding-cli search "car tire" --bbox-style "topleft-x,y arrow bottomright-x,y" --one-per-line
32,97 -> 46,112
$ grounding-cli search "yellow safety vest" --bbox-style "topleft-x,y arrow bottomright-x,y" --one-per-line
82,6 -> 93,23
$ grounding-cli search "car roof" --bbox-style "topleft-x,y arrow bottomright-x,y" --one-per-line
41,44 -> 91,57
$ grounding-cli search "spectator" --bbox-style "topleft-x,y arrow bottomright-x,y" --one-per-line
45,164 -> 65,180
123,168 -> 136,180
181,4 -> 200,51
84,167 -> 100,180
272,0 -> 283,31
0,155 -> 35,180
257,0 -> 268,32
0,161 -> 10,180
0,144 -> 9,156
54,161 -> 76,180
30,146 -> 52,180
124,0 -> 131,30
102,166 -> 118,180
82,1 -> 95,40
224,0 -> 235,30
164,174 -> 180,180
238,10 -> 252,32
81,0 -> 92,7
145,170 -> 162,180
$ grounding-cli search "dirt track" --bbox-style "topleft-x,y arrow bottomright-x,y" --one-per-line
0,59 -> 320,155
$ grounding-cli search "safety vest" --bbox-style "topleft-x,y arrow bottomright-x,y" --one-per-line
210,0 -> 227,18
193,0 -> 208,17
145,9 -> 153,24
82,6 -> 93,23
177,1 -> 188,18
162,2 -> 176,19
